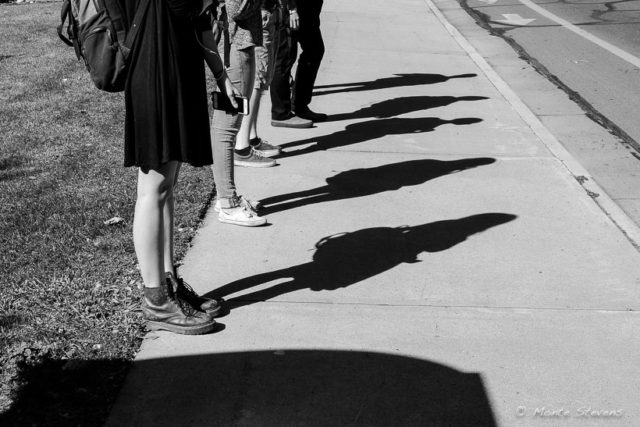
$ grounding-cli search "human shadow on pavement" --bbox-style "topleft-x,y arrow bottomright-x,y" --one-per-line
326,95 -> 488,122
260,157 -> 496,215
278,116 -> 483,158
209,213 -> 516,306
313,73 -> 478,96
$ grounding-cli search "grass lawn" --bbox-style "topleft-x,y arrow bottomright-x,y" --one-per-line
0,2 -> 215,424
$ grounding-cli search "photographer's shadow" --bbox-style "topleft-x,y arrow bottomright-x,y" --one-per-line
313,73 -> 478,96
208,213 -> 517,307
279,116 -> 482,158
327,95 -> 488,122
261,157 -> 495,214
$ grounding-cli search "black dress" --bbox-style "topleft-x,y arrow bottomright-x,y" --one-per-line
122,0 -> 212,169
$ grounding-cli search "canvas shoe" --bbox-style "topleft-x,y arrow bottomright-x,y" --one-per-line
250,137 -> 282,157
234,148 -> 277,168
271,113 -> 313,128
294,108 -> 328,122
217,195 -> 267,227
214,195 -> 262,213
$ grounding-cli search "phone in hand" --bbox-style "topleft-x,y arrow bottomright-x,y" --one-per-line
211,91 -> 249,115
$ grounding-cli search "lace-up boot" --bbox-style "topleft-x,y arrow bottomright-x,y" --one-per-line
142,277 -> 216,335
166,272 -> 224,317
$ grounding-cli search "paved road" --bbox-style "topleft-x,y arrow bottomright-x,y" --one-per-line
454,0 -> 640,226
462,0 -> 640,146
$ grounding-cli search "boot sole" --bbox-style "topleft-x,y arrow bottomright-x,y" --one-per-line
146,319 -> 217,335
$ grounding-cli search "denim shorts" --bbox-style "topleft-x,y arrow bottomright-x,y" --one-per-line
254,8 -> 280,90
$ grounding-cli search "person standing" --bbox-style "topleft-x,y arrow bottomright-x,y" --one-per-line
233,0 -> 284,167
270,0 -> 327,128
207,0 -> 269,225
124,0 -> 235,334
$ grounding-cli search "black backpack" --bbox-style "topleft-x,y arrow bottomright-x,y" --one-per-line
57,0 -> 151,92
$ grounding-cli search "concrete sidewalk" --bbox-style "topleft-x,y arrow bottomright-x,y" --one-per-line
107,0 -> 640,425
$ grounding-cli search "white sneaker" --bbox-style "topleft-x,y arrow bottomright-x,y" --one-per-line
213,195 -> 262,213
216,195 -> 266,227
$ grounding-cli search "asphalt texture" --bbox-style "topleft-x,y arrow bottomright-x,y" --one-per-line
106,0 -> 640,425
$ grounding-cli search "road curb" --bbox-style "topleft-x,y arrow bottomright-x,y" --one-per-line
423,0 -> 640,250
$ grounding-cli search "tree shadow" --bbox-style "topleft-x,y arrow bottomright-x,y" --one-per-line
327,95 -> 488,122
105,350 -> 497,426
209,213 -> 517,307
1,352 -> 499,425
313,73 -> 478,96
279,116 -> 483,158
0,357 -> 131,426
261,157 -> 496,215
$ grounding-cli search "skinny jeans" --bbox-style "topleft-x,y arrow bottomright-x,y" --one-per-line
210,43 -> 256,200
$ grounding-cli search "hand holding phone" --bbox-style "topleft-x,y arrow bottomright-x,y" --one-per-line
211,91 -> 249,115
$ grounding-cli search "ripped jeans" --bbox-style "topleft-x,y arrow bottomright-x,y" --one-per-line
210,42 -> 256,203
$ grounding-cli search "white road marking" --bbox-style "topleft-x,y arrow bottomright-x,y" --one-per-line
495,13 -> 536,26
422,0 -> 640,247
518,0 -> 640,69
477,0 -> 498,4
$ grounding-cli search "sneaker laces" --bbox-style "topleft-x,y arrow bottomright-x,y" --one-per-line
250,148 -> 268,159
237,195 -> 260,213
227,194 -> 260,216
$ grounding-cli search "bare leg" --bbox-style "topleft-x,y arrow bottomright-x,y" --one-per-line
163,163 -> 181,275
133,161 -> 180,288
248,88 -> 263,141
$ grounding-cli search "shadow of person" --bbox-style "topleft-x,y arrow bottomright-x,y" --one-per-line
327,95 -> 489,122
209,213 -> 516,307
261,157 -> 495,214
279,116 -> 483,158
313,72 -> 478,96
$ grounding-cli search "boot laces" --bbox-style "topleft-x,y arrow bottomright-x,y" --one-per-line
168,277 -> 202,317
176,296 -> 201,317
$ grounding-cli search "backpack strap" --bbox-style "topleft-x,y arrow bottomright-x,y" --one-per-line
57,0 -> 74,47
95,0 -> 150,58
57,0 -> 83,60
101,0 -> 127,47
122,0 -> 152,54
